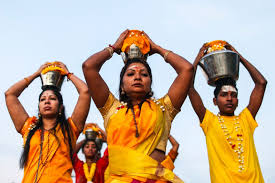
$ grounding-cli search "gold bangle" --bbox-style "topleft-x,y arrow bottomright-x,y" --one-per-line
67,73 -> 73,81
104,47 -> 114,58
24,77 -> 30,87
163,50 -> 172,62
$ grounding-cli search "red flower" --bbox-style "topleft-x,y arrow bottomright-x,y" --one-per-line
232,144 -> 236,149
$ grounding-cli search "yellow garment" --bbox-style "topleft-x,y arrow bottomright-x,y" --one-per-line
99,93 -> 182,183
20,117 -> 79,183
121,30 -> 150,55
161,155 -> 175,171
201,108 -> 264,183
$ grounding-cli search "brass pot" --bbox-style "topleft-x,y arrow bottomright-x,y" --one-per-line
40,71 -> 65,91
199,50 -> 240,86
85,129 -> 98,140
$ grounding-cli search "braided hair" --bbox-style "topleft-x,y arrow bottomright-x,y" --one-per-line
19,86 -> 74,168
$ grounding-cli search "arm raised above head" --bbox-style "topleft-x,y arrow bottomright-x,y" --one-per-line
82,30 -> 129,108
143,32 -> 194,111
188,44 -> 208,122
5,63 -> 49,133
57,62 -> 91,133
226,44 -> 267,118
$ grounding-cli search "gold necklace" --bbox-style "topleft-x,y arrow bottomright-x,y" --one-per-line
217,113 -> 245,172
83,162 -> 96,182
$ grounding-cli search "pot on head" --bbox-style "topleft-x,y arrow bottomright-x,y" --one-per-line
199,50 -> 240,86
85,129 -> 98,141
40,70 -> 65,91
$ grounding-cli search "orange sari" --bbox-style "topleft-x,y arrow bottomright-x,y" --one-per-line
20,117 -> 79,183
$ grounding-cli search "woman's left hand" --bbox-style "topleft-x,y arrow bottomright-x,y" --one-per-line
142,31 -> 160,55
55,61 -> 70,74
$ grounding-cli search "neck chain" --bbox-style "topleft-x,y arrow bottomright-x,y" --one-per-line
34,128 -> 55,183
115,98 -> 165,138
217,113 -> 245,172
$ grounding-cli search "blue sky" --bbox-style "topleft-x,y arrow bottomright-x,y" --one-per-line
1,0 -> 275,182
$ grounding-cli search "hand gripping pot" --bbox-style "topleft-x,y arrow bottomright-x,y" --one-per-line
40,62 -> 66,91
199,49 -> 240,86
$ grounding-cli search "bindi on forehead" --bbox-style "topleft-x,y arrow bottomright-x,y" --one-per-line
41,91 -> 56,97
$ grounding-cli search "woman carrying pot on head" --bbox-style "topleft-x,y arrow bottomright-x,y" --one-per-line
188,41 -> 267,182
5,62 -> 91,183
82,29 -> 193,183
73,123 -> 108,183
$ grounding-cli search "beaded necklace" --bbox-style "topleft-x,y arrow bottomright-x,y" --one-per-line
217,113 -> 245,172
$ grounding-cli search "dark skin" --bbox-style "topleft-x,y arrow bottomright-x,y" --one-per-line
74,123 -> 106,169
5,62 -> 91,132
188,43 -> 267,122
82,30 -> 193,162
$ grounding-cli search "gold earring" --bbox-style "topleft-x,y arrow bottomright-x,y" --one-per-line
38,113 -> 41,118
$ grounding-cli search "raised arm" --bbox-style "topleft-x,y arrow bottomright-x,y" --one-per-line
5,63 -> 49,132
91,123 -> 107,142
143,32 -> 193,110
226,44 -> 267,118
58,62 -> 91,132
74,139 -> 85,154
188,45 -> 207,122
82,30 -> 129,108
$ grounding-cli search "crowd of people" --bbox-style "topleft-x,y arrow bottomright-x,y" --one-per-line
5,30 -> 267,183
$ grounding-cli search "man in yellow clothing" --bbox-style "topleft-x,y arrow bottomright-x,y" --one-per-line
188,43 -> 267,182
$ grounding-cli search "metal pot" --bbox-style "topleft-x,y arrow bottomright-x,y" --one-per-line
199,50 -> 240,86
40,71 -> 65,91
85,129 -> 98,140
121,44 -> 148,63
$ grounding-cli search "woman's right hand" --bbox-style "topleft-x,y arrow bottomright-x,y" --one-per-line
112,29 -> 129,54
34,62 -> 51,77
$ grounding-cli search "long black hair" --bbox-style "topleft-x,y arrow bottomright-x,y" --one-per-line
19,86 -> 74,168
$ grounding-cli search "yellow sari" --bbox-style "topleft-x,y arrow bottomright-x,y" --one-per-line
99,93 -> 183,183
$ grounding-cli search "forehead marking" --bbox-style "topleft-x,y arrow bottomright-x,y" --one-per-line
221,85 -> 237,93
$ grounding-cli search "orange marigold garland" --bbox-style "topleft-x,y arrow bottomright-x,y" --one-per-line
206,40 -> 228,53
41,61 -> 67,75
121,30 -> 150,55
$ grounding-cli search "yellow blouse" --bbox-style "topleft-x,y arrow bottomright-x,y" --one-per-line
99,93 -> 183,183
201,108 -> 264,183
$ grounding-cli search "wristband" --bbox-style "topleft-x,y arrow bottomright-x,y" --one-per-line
67,73 -> 73,80
164,50 -> 172,62
24,77 -> 30,87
